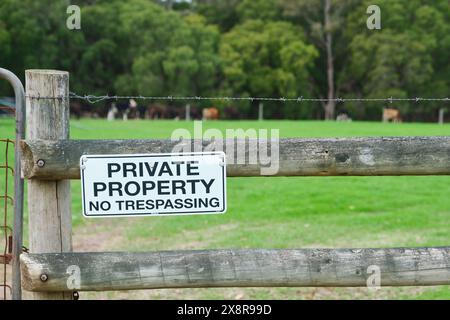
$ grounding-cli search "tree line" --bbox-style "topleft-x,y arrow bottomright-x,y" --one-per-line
0,0 -> 448,120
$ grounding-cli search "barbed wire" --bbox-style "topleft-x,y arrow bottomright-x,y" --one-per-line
20,92 -> 450,104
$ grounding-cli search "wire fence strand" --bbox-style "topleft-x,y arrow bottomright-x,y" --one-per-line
20,92 -> 450,105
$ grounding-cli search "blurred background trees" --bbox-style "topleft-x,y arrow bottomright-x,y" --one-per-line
0,0 -> 448,120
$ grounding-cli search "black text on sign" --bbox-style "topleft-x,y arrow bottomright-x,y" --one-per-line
80,152 -> 226,217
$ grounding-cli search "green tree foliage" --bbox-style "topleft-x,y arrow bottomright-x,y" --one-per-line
0,0 -> 84,93
117,2 -> 221,99
0,0 -> 448,120
220,20 -> 318,118
0,21 -> 12,94
279,0 -> 360,119
236,0 -> 281,22
194,0 -> 240,32
73,0 -> 125,95
344,0 -> 450,119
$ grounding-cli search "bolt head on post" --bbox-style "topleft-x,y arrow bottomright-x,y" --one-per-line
36,159 -> 45,167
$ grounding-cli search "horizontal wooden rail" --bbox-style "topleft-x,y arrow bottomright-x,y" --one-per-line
20,136 -> 450,179
21,247 -> 450,291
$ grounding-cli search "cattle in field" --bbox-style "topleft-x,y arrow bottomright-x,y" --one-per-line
383,108 -> 402,122
145,104 -> 184,120
116,101 -> 131,120
70,100 -> 96,119
106,99 -> 146,120
146,103 -> 166,119
107,103 -> 118,121
188,105 -> 202,120
164,105 -> 182,120
202,107 -> 219,120
336,113 -> 352,122
224,106 -> 240,119
127,99 -> 138,119
336,109 -> 352,122
105,101 -> 130,120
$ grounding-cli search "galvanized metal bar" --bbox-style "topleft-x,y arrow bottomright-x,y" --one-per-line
0,68 -> 26,300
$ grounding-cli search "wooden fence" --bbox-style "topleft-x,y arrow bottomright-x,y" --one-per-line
19,70 -> 450,299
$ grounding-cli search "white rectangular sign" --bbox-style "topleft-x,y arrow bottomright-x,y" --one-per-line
80,152 -> 226,217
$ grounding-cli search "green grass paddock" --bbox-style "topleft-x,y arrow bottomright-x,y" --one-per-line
1,118 -> 449,299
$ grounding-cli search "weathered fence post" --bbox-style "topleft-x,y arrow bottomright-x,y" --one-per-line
25,70 -> 72,300
185,104 -> 191,121
438,108 -> 445,125
258,103 -> 263,121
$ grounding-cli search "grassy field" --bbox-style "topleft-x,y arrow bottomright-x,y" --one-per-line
1,118 -> 450,300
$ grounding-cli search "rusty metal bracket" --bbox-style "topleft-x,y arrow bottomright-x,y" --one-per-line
0,284 -> 12,299
0,195 -> 13,205
0,68 -> 25,300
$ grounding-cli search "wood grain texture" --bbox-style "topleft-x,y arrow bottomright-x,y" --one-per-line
20,247 -> 450,292
25,70 -> 73,300
20,136 -> 450,180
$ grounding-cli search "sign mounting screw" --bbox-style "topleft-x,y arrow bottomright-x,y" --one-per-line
40,274 -> 48,282
36,159 -> 45,167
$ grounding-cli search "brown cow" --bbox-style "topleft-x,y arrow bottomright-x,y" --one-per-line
224,106 -> 240,119
70,100 -> 95,119
383,108 -> 402,122
202,107 -> 219,120
146,103 -> 165,119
